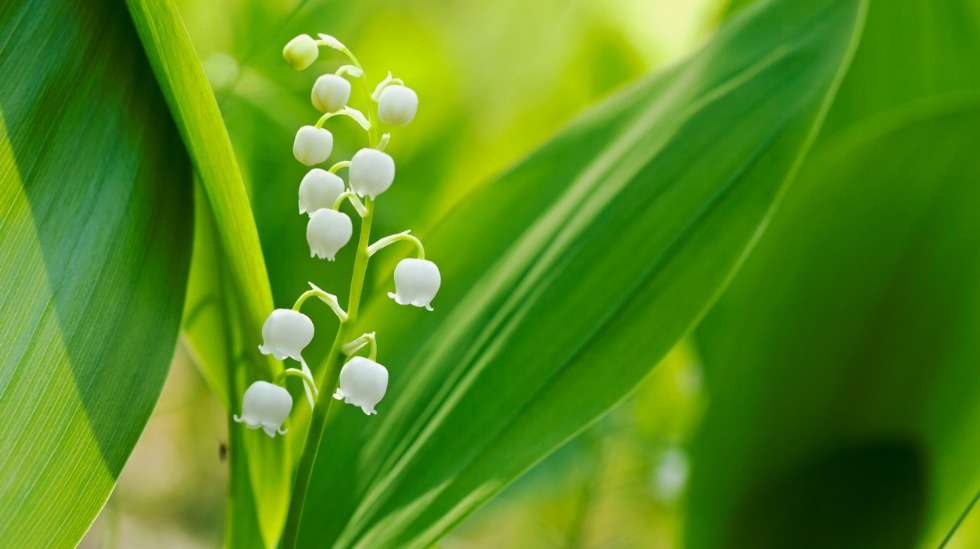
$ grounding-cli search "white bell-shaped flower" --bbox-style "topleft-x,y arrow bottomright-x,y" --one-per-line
234,381 -> 293,437
311,74 -> 352,113
349,148 -> 395,199
258,308 -> 314,361
307,208 -> 353,260
282,34 -> 318,71
293,125 -> 333,166
388,258 -> 441,311
377,85 -> 418,126
298,168 -> 344,215
333,357 -> 388,415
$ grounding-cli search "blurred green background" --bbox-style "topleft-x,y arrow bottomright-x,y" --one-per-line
77,0 -> 980,547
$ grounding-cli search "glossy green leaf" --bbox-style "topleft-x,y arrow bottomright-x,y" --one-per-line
294,1 -> 867,546
689,98 -> 980,549
0,0 -> 192,545
124,1 -> 289,545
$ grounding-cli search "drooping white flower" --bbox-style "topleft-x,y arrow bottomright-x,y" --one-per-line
293,125 -> 333,166
258,308 -> 315,361
377,85 -> 418,126
234,381 -> 293,437
388,258 -> 440,311
307,208 -> 353,260
298,168 -> 344,215
311,74 -> 352,113
333,357 -> 388,415
282,34 -> 318,71
349,148 -> 395,199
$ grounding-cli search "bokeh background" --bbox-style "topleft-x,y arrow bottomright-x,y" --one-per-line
79,0 -> 980,547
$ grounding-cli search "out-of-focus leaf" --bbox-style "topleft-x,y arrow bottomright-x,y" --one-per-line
124,0 -> 288,545
688,2 -> 980,547
183,185 -> 265,549
0,0 -> 192,546
689,99 -> 980,549
294,1 -> 867,546
817,0 -> 980,138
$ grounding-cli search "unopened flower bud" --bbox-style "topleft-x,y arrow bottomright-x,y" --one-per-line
388,258 -> 440,311
282,34 -> 318,71
298,168 -> 344,215
259,308 -> 314,361
307,208 -> 353,260
293,126 -> 333,166
333,357 -> 388,415
349,148 -> 395,199
378,85 -> 418,126
234,381 -> 293,437
311,74 -> 352,113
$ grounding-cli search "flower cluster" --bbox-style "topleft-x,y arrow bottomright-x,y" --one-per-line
235,33 -> 439,437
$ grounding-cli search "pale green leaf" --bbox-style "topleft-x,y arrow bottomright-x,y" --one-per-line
124,1 -> 290,545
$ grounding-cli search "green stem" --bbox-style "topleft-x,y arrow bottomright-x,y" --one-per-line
280,202 -> 373,548
340,332 -> 377,360
291,283 -> 347,322
332,191 -> 368,217
281,58 -> 379,547
367,230 -> 425,259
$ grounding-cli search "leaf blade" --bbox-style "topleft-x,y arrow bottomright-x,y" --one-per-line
296,0 -> 868,546
689,98 -> 980,549
0,0 -> 192,544
124,1 -> 289,545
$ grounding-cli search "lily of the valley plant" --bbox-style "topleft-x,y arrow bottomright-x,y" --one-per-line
236,33 -> 438,548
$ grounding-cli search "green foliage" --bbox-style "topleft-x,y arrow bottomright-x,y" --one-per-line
0,0 -> 192,545
690,99 -> 980,549
690,1 -> 980,547
6,0 -> 977,547
125,1 -> 291,545
287,1 -> 866,546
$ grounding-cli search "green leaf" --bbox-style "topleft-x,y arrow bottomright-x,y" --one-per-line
687,2 -> 980,546
688,98 -> 980,549
0,1 -> 192,546
817,0 -> 980,139
124,1 -> 289,545
294,1 -> 867,546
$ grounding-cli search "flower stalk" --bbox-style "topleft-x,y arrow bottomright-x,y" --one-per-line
280,200 -> 374,548
237,32 -> 437,549
368,230 -> 426,259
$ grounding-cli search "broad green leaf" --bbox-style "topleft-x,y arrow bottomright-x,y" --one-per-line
124,0 -> 288,545
689,99 -> 980,549
294,1 -> 867,546
123,0 -> 274,373
817,0 -> 980,138
688,1 -> 980,546
0,0 -> 192,546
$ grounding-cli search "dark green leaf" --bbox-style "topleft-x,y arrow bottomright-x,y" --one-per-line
0,0 -> 192,545
689,98 -> 980,549
688,1 -> 980,546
